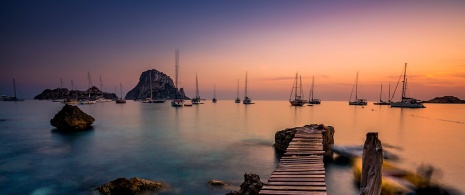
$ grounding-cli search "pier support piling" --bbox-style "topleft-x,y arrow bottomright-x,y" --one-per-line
360,132 -> 383,195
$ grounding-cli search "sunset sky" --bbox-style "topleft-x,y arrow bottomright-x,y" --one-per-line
1,1 -> 464,100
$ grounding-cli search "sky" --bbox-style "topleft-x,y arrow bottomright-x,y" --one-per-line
1,0 -> 465,100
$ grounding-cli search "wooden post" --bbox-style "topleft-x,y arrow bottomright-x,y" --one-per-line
321,125 -> 335,161
360,132 -> 383,195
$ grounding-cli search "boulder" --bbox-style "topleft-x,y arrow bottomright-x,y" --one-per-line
226,173 -> 263,195
95,177 -> 164,195
50,104 -> 95,130
273,128 -> 297,153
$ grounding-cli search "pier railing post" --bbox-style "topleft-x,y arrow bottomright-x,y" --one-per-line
360,132 -> 383,195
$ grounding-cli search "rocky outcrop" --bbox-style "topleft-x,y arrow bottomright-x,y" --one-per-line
50,105 -> 95,130
95,177 -> 164,195
273,128 -> 297,153
424,96 -> 465,103
226,173 -> 263,195
34,86 -> 117,100
125,69 -> 188,100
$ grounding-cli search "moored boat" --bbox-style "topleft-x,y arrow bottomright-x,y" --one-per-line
115,83 -> 126,104
349,72 -> 367,105
234,79 -> 241,103
289,73 -> 307,106
308,75 -> 321,105
243,72 -> 254,104
374,83 -> 391,105
390,63 -> 425,108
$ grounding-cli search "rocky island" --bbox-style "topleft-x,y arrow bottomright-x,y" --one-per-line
34,86 -> 117,100
423,96 -> 465,104
125,69 -> 188,100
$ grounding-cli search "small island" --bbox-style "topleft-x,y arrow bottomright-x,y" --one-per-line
423,96 -> 465,104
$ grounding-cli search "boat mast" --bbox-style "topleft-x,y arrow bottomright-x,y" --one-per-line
149,71 -> 153,99
311,76 -> 315,101
388,83 -> 391,102
355,72 -> 359,100
120,83 -> 123,99
401,63 -> 407,99
13,78 -> 17,99
300,75 -> 304,99
214,84 -> 216,99
294,73 -> 298,100
380,83 -> 383,102
245,71 -> 248,98
195,72 -> 199,99
175,50 -> 179,91
236,79 -> 239,99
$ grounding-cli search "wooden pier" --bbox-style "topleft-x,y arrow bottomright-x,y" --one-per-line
260,128 -> 327,195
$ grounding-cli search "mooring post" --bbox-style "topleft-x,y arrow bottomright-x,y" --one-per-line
360,132 -> 383,195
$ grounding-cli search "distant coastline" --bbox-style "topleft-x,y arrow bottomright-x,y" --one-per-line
423,96 -> 465,104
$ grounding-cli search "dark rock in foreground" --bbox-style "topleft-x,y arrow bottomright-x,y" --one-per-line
226,173 -> 263,195
96,177 -> 164,195
50,105 -> 95,130
424,96 -> 465,103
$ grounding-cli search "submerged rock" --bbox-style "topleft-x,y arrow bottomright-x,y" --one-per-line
96,177 -> 164,195
50,104 -> 95,131
226,173 -> 263,195
208,180 -> 226,186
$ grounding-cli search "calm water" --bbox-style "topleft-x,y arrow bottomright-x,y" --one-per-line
0,100 -> 464,194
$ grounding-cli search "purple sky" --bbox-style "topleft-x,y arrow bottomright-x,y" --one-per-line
1,1 -> 465,100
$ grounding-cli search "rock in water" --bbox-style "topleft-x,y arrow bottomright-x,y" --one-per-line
50,105 -> 95,130
273,128 -> 297,153
96,177 -> 164,195
226,173 -> 263,195
208,180 -> 226,186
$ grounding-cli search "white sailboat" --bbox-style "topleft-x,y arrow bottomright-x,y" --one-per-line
234,79 -> 241,103
374,83 -> 390,105
2,79 -> 24,101
171,50 -> 184,107
308,75 -> 321,105
289,73 -> 307,106
349,72 -> 367,105
191,72 -> 203,104
243,71 -> 254,104
390,63 -> 425,108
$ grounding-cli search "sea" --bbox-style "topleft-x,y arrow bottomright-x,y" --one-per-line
0,100 -> 464,195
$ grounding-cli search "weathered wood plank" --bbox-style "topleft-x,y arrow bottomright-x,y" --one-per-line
261,185 -> 327,191
266,181 -> 326,186
271,171 -> 325,175
259,189 -> 327,195
268,177 -> 325,182
270,174 -> 325,178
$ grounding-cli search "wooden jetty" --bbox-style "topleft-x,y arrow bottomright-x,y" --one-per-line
260,127 -> 327,195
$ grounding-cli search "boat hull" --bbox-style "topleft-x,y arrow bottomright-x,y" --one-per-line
349,101 -> 367,106
290,100 -> 307,106
390,98 -> 425,108
171,99 -> 183,107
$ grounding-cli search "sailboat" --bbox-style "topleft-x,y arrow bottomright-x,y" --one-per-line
243,71 -> 254,104
142,71 -> 153,103
374,83 -> 391,105
171,50 -> 184,107
289,73 -> 307,106
390,63 -> 425,108
349,72 -> 367,105
2,79 -> 24,101
116,83 -> 126,103
234,79 -> 241,103
79,72 -> 97,104
96,75 -> 112,102
212,84 -> 217,103
64,80 -> 78,105
191,72 -> 203,104
308,75 -> 321,105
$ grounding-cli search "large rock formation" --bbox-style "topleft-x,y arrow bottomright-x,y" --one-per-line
424,96 -> 465,103
50,105 -> 95,130
125,69 -> 188,100
273,128 -> 297,153
34,86 -> 117,100
95,177 -> 164,195
226,173 -> 263,195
